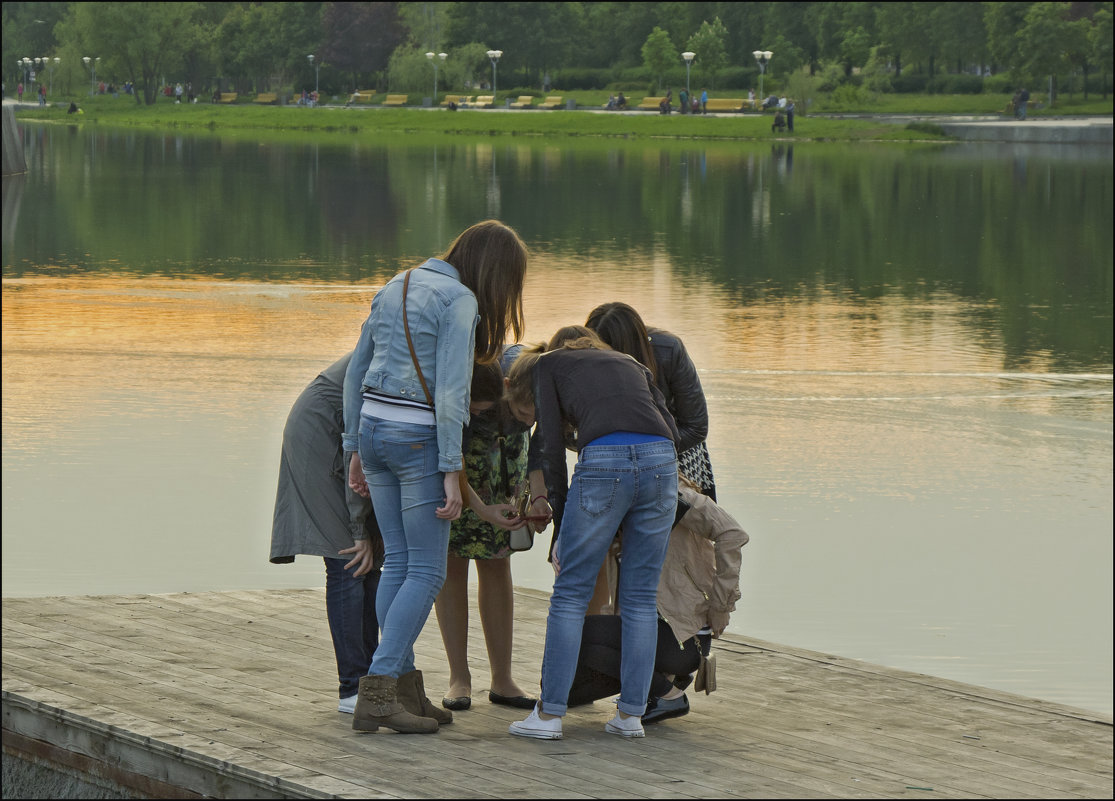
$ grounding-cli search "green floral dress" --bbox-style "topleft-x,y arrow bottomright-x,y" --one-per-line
448,409 -> 530,560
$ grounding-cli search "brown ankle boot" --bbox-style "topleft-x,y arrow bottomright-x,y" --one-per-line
352,674 -> 438,734
397,669 -> 453,725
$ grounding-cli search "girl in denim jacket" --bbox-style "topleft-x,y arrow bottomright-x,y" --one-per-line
342,220 -> 527,734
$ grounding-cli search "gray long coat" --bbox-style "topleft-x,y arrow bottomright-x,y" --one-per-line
270,353 -> 383,564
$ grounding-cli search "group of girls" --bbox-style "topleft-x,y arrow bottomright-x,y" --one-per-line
340,219 -> 737,739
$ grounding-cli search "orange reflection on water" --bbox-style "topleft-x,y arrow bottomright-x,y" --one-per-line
2,276 -> 382,456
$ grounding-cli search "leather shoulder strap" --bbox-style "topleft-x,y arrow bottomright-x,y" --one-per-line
402,269 -> 434,409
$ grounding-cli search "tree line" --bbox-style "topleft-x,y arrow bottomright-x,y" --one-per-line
4,2 -> 1112,105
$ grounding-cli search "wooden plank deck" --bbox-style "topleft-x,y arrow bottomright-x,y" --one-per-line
3,588 -> 1111,799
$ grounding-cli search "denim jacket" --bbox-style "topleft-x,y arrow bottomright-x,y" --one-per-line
343,259 -> 479,473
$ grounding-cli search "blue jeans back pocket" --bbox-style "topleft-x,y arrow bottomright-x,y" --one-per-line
653,467 -> 679,513
382,436 -> 439,481
576,476 -> 620,517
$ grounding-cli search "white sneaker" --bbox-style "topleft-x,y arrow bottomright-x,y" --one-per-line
509,705 -> 563,739
605,712 -> 645,738
338,694 -> 357,714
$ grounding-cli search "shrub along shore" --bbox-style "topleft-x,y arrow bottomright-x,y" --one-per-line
16,91 -> 1112,143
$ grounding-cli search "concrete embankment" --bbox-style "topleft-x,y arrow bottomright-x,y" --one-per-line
935,117 -> 1112,144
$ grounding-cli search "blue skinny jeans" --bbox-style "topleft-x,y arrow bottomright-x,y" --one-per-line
540,440 -> 677,717
358,415 -> 449,678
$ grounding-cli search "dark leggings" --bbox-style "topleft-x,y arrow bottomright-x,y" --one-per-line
567,615 -> 706,706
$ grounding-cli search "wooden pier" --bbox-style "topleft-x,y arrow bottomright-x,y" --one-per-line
3,588 -> 1111,799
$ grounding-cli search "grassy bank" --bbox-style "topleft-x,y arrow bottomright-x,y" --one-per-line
19,89 -> 1111,142
19,94 -> 949,143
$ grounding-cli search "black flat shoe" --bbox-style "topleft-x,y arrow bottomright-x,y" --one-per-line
642,693 -> 689,725
488,691 -> 538,710
442,696 -> 471,711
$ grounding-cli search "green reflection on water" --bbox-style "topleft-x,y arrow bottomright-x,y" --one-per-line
4,123 -> 1111,371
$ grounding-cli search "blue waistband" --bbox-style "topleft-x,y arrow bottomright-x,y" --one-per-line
585,431 -> 670,447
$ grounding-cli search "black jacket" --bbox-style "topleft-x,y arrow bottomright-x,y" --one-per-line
648,328 -> 708,455
532,347 -> 679,532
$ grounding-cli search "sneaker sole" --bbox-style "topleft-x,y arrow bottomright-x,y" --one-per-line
509,724 -> 563,740
605,721 -> 645,738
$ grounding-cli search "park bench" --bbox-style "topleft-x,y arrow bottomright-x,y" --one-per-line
383,94 -> 408,106
537,96 -> 564,109
349,90 -> 375,104
1004,99 -> 1040,114
637,96 -> 666,110
441,94 -> 466,107
474,95 -> 495,108
217,92 -> 238,104
253,93 -> 278,105
509,95 -> 535,108
703,98 -> 745,113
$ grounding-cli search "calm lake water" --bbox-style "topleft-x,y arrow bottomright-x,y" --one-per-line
3,122 -> 1111,717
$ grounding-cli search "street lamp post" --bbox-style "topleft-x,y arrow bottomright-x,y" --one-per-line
681,51 -> 695,96
49,57 -> 59,95
752,50 -> 773,108
426,51 -> 447,102
22,59 -> 32,93
83,56 -> 100,96
486,50 -> 502,99
307,54 -> 319,104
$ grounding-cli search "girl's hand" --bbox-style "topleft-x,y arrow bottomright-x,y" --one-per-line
476,502 -> 522,530
527,496 -> 553,533
348,452 -> 369,498
436,471 -> 463,520
339,540 -> 375,577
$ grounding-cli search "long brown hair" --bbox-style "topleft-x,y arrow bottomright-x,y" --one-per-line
470,359 -> 504,406
546,325 -> 609,352
441,220 -> 527,363
584,302 -> 657,381
503,343 -> 546,409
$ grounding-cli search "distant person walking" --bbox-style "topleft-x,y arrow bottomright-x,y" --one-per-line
18,82 -> 24,102
786,98 -> 795,132
700,88 -> 708,114
1015,87 -> 1030,120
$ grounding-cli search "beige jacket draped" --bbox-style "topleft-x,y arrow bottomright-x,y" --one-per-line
606,481 -> 748,645
656,482 -> 748,645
